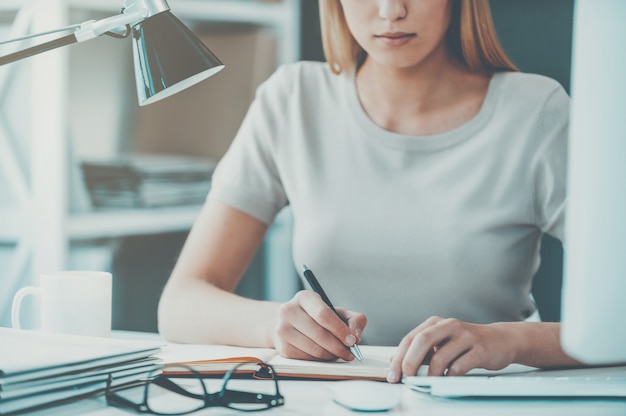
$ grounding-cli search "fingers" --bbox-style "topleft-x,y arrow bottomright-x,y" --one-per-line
387,318 -> 514,383
275,291 -> 361,361
336,307 -> 367,343
425,335 -> 472,376
388,316 -> 444,383
274,332 -> 336,361
445,349 -> 481,376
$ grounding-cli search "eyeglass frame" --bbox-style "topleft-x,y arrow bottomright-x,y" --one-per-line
105,362 -> 285,415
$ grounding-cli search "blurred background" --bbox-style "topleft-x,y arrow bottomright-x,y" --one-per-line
0,0 -> 572,332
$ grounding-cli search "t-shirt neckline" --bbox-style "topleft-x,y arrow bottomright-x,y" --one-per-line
346,70 -> 504,152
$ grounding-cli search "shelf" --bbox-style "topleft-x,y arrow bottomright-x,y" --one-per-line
2,1 -> 295,29
67,205 -> 202,239
67,0 -> 294,27
0,208 -> 24,242
1,0 -> 300,245
0,2 -> 21,11
0,0 -> 300,306
0,206 -> 201,242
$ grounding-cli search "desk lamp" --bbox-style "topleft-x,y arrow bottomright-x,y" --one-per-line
0,0 -> 224,105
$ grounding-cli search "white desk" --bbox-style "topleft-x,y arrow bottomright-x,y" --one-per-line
22,331 -> 626,415
26,379 -> 626,415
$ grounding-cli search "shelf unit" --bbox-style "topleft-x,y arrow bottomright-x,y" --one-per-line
0,0 -> 301,321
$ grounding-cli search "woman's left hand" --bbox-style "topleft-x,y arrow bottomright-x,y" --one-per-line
387,316 -> 516,383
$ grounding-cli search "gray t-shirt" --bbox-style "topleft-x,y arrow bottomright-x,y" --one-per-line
209,61 -> 569,345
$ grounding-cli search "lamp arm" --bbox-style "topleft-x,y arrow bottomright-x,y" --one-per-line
0,24 -> 82,47
0,6 -> 153,66
74,8 -> 149,43
0,34 -> 78,66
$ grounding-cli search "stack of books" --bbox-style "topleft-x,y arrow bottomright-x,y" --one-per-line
0,328 -> 162,415
81,155 -> 216,210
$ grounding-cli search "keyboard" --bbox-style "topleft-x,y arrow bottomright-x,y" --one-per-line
405,375 -> 626,398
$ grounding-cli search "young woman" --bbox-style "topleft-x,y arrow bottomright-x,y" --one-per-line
158,0 -> 579,383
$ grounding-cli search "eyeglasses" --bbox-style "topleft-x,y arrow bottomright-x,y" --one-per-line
106,362 -> 284,414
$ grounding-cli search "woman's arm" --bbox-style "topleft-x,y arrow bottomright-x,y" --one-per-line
157,199 -> 278,347
387,318 -> 582,383
157,199 -> 365,360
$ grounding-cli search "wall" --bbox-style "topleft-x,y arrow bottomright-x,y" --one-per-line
490,0 -> 573,321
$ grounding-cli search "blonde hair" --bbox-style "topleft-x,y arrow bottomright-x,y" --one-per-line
319,0 -> 518,74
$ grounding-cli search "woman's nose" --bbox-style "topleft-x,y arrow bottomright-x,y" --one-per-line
378,0 -> 408,21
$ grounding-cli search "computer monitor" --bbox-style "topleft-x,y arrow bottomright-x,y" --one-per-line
560,0 -> 626,364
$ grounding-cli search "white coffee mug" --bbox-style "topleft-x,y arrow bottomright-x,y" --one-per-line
11,271 -> 112,337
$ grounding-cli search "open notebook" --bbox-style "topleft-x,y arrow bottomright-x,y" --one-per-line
405,364 -> 626,398
156,343 -> 396,381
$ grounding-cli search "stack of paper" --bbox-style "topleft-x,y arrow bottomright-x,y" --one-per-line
81,155 -> 216,209
0,328 -> 163,415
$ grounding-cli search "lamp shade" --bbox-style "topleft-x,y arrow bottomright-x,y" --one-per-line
131,11 -> 224,106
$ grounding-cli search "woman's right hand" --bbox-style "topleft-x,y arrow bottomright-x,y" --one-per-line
272,290 -> 367,361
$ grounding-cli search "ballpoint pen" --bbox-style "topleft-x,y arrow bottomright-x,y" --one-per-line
301,265 -> 363,362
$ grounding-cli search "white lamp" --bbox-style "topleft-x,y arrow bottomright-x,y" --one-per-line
0,0 -> 224,105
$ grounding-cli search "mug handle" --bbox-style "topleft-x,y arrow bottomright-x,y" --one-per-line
11,286 -> 40,329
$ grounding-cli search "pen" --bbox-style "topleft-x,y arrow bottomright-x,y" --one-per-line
301,264 -> 363,362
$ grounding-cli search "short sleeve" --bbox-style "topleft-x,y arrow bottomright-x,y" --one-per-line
531,85 -> 570,242
207,66 -> 290,224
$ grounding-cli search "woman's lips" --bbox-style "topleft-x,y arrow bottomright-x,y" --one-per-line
375,32 -> 416,46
